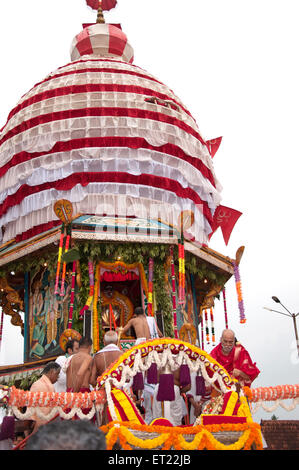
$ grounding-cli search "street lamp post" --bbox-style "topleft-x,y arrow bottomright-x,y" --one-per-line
263,296 -> 299,359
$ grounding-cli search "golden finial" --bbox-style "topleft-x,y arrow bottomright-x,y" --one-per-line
97,1 -> 105,24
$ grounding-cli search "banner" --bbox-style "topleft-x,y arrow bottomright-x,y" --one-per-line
206,137 -> 222,158
209,205 -> 242,245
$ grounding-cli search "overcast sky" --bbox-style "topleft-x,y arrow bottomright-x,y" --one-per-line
0,0 -> 299,421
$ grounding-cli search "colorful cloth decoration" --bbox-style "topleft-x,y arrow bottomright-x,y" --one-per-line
204,309 -> 210,345
233,262 -> 246,323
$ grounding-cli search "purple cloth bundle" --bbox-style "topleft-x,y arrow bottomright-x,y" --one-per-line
179,364 -> 191,387
196,375 -> 206,396
147,363 -> 158,384
156,374 -> 175,401
0,416 -> 15,441
132,372 -> 144,391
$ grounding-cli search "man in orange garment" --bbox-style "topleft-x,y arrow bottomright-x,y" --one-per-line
210,329 -> 260,387
29,362 -> 61,432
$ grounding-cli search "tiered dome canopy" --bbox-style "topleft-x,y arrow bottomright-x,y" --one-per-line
0,22 -> 221,245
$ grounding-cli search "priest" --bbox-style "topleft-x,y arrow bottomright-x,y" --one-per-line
210,329 -> 260,387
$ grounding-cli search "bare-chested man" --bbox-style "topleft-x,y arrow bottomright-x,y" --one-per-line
90,330 -> 123,387
66,336 -> 93,393
120,307 -> 163,345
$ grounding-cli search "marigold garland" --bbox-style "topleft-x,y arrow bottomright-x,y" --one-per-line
170,246 -> 178,338
147,257 -> 154,316
100,420 -> 263,451
92,263 -> 100,352
54,224 -> 65,295
233,262 -> 246,323
79,260 -> 94,320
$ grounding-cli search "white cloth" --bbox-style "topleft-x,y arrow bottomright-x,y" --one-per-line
95,344 -> 121,354
143,381 -> 156,424
146,316 -> 159,339
135,337 -> 147,346
54,355 -> 68,392
152,384 -> 184,426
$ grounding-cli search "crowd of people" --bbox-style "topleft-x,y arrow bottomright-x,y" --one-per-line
0,306 -> 260,450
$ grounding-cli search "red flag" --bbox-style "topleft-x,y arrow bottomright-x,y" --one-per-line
86,0 -> 117,11
206,137 -> 222,158
209,205 -> 242,245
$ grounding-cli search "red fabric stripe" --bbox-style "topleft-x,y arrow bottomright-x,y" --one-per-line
75,28 -> 93,56
0,137 -> 215,188
5,83 -> 191,127
0,107 -> 206,149
15,220 -> 61,243
108,24 -> 127,56
0,172 -> 213,225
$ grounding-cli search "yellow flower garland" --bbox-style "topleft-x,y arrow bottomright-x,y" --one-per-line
101,421 -> 263,451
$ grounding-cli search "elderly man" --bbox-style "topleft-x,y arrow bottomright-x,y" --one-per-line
29,362 -> 61,431
210,329 -> 260,387
90,330 -> 123,387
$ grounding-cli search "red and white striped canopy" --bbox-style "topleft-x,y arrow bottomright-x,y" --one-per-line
0,23 -> 222,245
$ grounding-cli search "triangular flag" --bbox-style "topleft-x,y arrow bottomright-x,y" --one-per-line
209,205 -> 242,245
206,137 -> 222,158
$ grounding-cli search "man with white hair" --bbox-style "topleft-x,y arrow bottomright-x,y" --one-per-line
210,329 -> 260,387
90,330 -> 123,387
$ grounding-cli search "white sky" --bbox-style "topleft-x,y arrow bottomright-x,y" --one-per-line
0,0 -> 299,421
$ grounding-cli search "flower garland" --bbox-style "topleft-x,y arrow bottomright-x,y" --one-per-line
67,261 -> 77,329
5,386 -> 106,421
170,246 -> 178,338
54,224 -> 65,295
210,308 -> 215,345
79,260 -> 94,320
204,309 -> 210,345
233,262 -> 246,323
178,237 -> 185,305
147,258 -> 154,316
92,263 -> 101,352
97,338 -> 237,395
100,420 -> 263,451
60,227 -> 71,297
